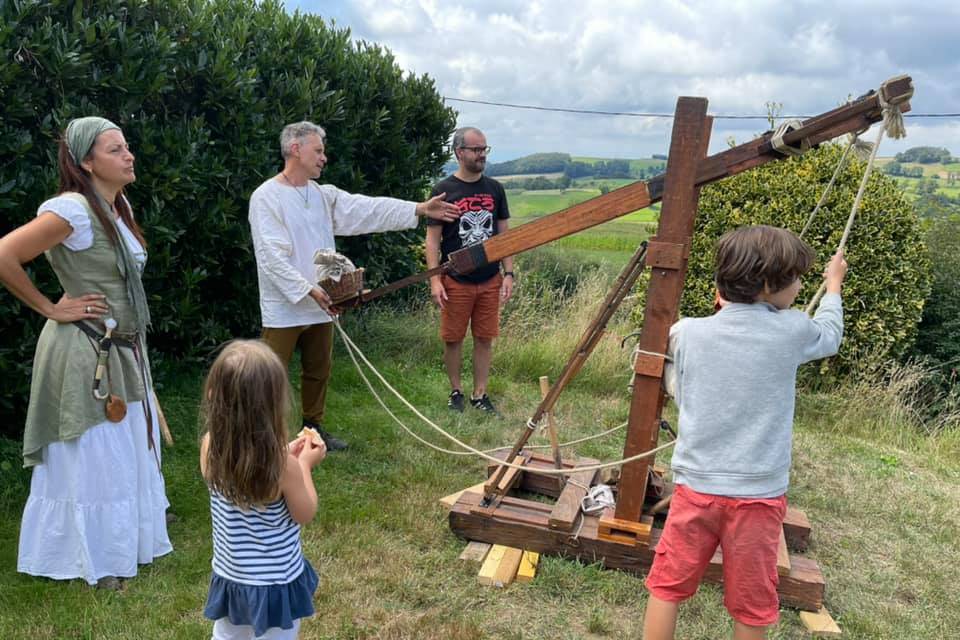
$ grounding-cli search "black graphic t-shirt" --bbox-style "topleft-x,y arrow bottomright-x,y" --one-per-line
428,174 -> 510,284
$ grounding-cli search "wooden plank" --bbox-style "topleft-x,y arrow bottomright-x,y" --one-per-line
516,550 -> 540,583
459,540 -> 491,562
482,454 -> 528,497
777,529 -> 792,576
549,465 -> 597,531
477,544 -> 506,586
439,482 -> 486,510
598,510 -> 653,546
616,101 -> 713,522
492,546 -> 524,587
799,606 -> 842,637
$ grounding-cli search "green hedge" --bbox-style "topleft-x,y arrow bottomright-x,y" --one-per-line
631,143 -> 931,381
0,0 -> 456,436
913,217 -> 960,370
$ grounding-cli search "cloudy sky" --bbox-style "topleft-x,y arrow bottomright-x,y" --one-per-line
288,0 -> 960,162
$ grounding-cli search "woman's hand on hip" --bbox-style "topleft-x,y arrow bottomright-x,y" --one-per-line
49,292 -> 109,323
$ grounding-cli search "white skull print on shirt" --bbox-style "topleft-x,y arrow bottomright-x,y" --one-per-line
458,208 -> 494,246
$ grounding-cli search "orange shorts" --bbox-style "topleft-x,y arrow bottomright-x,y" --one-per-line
645,484 -> 787,627
439,273 -> 502,342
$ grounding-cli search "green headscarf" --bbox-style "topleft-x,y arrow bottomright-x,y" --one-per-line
65,116 -> 120,165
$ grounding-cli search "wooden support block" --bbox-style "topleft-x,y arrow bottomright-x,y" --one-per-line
478,545 -> 523,587
784,506 -> 812,552
459,541 -> 491,562
493,547 -> 524,587
516,550 -> 539,583
477,544 -> 506,586
777,529 -> 792,576
597,509 -> 652,547
799,606 -> 842,637
438,482 -> 486,510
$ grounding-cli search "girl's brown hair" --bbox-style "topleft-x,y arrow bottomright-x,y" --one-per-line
715,225 -> 815,303
201,340 -> 291,509
57,137 -> 146,248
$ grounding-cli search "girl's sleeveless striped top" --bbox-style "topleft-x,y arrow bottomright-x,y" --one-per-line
209,491 -> 305,586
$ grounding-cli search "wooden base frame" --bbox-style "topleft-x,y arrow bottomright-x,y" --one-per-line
450,453 -> 825,611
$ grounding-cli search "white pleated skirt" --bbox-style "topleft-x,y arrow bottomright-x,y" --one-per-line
17,398 -> 173,585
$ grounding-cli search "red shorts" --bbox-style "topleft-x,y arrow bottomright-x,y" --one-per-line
439,273 -> 502,342
646,484 -> 787,627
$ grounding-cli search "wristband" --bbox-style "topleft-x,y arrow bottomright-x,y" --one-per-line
503,271 -> 515,279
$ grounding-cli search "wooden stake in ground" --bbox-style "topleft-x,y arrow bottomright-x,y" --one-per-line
153,392 -> 174,446
538,376 -> 563,471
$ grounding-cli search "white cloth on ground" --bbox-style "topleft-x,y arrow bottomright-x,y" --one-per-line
248,179 -> 417,328
17,398 -> 172,585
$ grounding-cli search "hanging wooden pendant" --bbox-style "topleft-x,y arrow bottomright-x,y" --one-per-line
105,394 -> 127,422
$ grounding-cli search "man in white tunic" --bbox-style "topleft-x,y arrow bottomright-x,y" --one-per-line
249,121 -> 460,450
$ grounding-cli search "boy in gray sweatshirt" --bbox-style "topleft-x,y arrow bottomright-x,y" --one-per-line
643,225 -> 847,640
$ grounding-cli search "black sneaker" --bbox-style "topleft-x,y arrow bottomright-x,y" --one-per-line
470,394 -> 499,416
448,389 -> 465,412
304,420 -> 348,451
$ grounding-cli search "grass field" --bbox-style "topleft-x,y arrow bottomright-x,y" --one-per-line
1,260 -> 958,638
506,187 -> 658,265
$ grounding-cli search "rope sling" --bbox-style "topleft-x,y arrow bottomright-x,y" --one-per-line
331,79 -> 907,475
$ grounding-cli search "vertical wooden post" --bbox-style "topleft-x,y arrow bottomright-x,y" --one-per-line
614,99 -> 713,523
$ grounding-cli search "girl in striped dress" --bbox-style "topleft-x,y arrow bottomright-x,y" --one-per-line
200,340 -> 326,639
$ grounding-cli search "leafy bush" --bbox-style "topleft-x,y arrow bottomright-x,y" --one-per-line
912,217 -> 960,373
0,0 -> 455,436
630,143 -> 931,381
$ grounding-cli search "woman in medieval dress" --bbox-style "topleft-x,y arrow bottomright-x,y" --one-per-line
0,116 -> 172,590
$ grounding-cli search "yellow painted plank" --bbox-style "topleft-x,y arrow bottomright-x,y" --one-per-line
459,541 -> 491,562
492,547 -> 524,587
799,606 -> 842,637
438,482 -> 487,510
516,550 -> 540,583
477,544 -> 507,586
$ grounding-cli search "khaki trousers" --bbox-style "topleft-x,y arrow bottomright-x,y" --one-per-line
261,323 -> 334,425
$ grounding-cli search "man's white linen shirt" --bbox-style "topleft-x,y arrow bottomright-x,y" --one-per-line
249,179 -> 417,328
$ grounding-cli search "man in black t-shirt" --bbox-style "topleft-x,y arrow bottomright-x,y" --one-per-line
427,127 -> 514,415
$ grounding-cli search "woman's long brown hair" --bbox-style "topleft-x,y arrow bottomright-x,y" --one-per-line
200,340 -> 291,510
57,138 -> 146,248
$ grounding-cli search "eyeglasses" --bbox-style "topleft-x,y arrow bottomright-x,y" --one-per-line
460,145 -> 491,155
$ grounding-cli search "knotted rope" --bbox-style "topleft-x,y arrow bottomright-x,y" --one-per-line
803,80 -> 908,314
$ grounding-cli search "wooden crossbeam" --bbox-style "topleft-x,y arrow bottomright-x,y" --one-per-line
446,76 -> 912,275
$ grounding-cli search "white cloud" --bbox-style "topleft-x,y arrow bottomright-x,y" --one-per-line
290,0 -> 960,159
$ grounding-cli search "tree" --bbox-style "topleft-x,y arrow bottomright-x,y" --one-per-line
895,146 -> 953,164
0,0 -> 456,435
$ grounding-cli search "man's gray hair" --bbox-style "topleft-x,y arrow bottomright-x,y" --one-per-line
280,121 -> 326,159
452,126 -> 483,152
